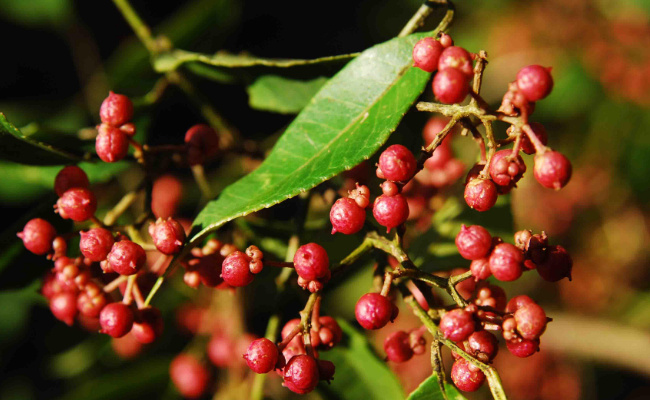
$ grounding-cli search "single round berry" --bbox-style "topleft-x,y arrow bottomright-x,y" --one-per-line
433,68 -> 470,104
56,188 -> 97,222
506,295 -> 536,313
384,331 -> 413,363
149,218 -> 186,255
330,198 -> 366,235
151,175 -> 183,219
283,355 -> 320,394
107,240 -> 146,276
373,194 -> 409,232
18,218 -> 57,255
520,122 -> 548,155
455,224 -> 492,260
207,334 -> 235,367
131,307 -> 164,344
50,292 -> 78,326
439,309 -> 475,341
170,354 -> 210,399
534,151 -> 572,190
111,332 -> 143,359
99,92 -> 133,127
489,149 -> 526,187
221,251 -> 254,287
516,65 -> 554,102
467,330 -> 499,363
99,302 -> 134,338
355,293 -> 396,330
464,178 -> 498,212
439,33 -> 454,48
77,283 -> 107,318
470,258 -> 491,280
506,338 -> 540,358
96,125 -> 130,163
451,358 -> 486,392
514,302 -> 547,340
317,316 -> 343,349
293,243 -> 329,281
54,166 -> 89,196
244,338 -> 279,374
537,245 -> 572,282
438,46 -> 473,77
185,124 -> 219,165
489,243 -> 524,282
412,37 -> 444,73
378,144 -> 417,182
79,228 -> 114,262
380,181 -> 399,196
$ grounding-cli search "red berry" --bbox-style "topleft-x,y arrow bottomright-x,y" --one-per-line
99,302 -> 134,338
380,181 -> 399,197
439,33 -> 453,48
221,251 -> 254,287
207,334 -> 235,367
424,140 -> 453,170
56,188 -> 97,222
170,354 -> 210,399
76,282 -> 107,318
330,198 -> 366,235
506,295 -> 536,313
439,309 -> 475,341
96,125 -> 130,163
537,245 -> 572,282
149,218 -> 186,255
467,330 -> 499,363
451,358 -> 486,392
131,307 -> 164,344
473,282 -> 507,311
283,355 -> 320,394
107,240 -> 146,276
317,316 -> 343,349
470,258 -> 491,280
54,166 -> 89,197
423,116 -> 457,145
520,122 -> 548,155
514,302 -> 547,340
50,292 -> 78,326
516,65 -> 553,102
489,243 -> 524,282
378,145 -> 417,182
99,92 -> 133,127
17,218 -> 57,255
111,332 -> 143,359
355,293 -> 396,330
373,194 -> 409,232
534,151 -> 572,190
455,225 -> 492,260
438,46 -> 473,77
506,338 -> 540,358
151,175 -> 183,219
244,338 -> 279,374
412,37 -> 444,72
464,178 -> 498,212
79,228 -> 114,262
293,243 -> 329,282
433,68 -> 470,104
489,149 -> 526,187
384,331 -> 413,362
185,124 -> 219,165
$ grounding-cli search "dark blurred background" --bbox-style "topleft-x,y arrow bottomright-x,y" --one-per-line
0,0 -> 649,399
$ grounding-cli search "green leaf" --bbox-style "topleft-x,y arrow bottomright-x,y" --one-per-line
247,76 -> 329,114
318,319 -> 403,400
189,32 -> 433,245
0,114 -> 86,165
406,373 -> 467,400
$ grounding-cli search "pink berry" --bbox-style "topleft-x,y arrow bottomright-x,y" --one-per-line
464,178 -> 498,212
439,33 -> 454,48
244,338 -> 279,374
293,243 -> 329,281
149,218 -> 186,255
384,331 -> 413,362
77,282 -> 107,318
489,149 -> 526,187
412,37 -> 444,73
506,338 -> 540,358
107,240 -> 146,276
438,46 -> 473,77
514,302 -> 547,340
455,225 -> 492,260
170,354 -> 210,399
79,228 -> 114,262
534,151 -> 572,190
373,194 -> 409,232
151,175 -> 183,219
17,218 -> 57,255
330,198 -> 366,235
56,188 -> 97,222
54,166 -> 89,196
221,251 -> 254,287
283,355 -> 320,394
131,307 -> 164,344
537,245 -> 572,282
433,68 -> 470,104
207,334 -> 235,367
185,124 -> 219,165
467,330 -> 499,362
506,295 -> 536,313
99,92 -> 133,127
473,282 -> 507,311
355,293 -> 396,330
451,358 -> 486,392
99,302 -> 134,338
380,181 -> 399,196
440,309 -> 475,341
516,65 -> 554,102
520,122 -> 548,155
489,243 -> 524,282
470,258 -> 491,280
50,292 -> 78,326
317,316 -> 343,349
378,144 -> 417,182
96,125 -> 130,163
